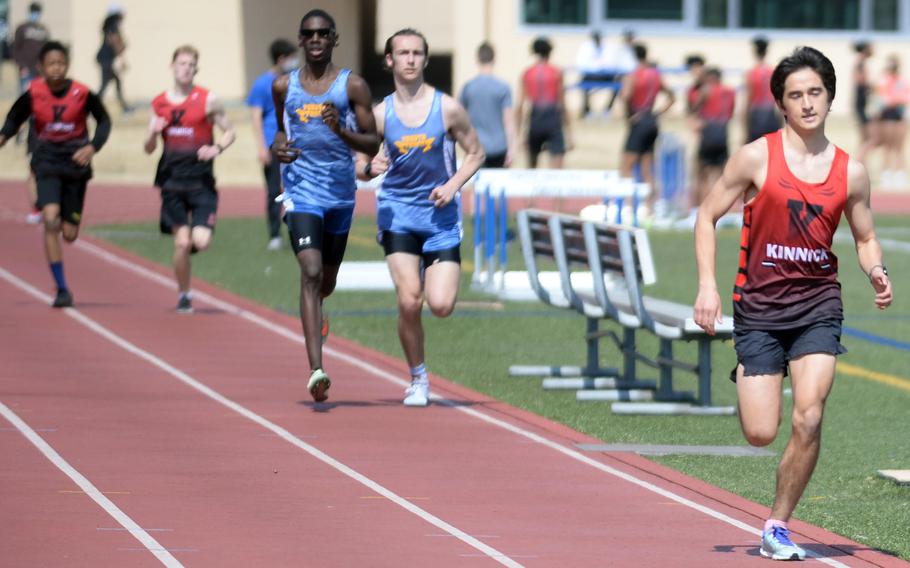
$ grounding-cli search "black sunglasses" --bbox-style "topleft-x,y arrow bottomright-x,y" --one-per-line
300,28 -> 333,39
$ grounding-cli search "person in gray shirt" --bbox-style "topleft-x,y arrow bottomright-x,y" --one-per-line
459,42 -> 516,168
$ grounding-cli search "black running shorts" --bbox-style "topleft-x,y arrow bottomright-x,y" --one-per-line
36,174 -> 88,226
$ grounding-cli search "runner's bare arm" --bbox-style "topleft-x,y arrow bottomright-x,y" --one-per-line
655,79 -> 676,116
514,81 -> 525,142
428,96 -> 484,208
693,140 -> 766,334
270,74 -> 299,163
356,103 -> 388,181
198,93 -> 235,162
322,73 -> 379,156
844,158 -> 893,309
143,109 -> 166,154
557,70 -> 573,150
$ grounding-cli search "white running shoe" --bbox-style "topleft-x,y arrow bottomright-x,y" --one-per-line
403,379 -> 430,407
266,237 -> 282,251
26,210 -> 42,224
760,525 -> 806,561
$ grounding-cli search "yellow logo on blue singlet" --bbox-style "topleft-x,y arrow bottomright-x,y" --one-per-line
295,104 -> 324,123
394,134 -> 435,154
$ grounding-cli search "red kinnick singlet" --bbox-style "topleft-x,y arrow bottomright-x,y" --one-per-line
151,86 -> 215,191
733,130 -> 848,329
30,78 -> 90,143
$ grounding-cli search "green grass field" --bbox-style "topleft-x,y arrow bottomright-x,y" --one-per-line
91,212 -> 910,560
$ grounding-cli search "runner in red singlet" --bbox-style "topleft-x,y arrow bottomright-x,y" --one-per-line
143,45 -> 236,313
693,67 -> 736,208
0,41 -> 111,308
515,36 -> 571,169
694,47 -> 892,561
744,36 -> 782,144
619,43 -> 674,213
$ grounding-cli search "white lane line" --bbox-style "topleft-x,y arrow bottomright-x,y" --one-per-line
74,240 -> 848,567
0,266 -> 522,568
0,401 -> 182,567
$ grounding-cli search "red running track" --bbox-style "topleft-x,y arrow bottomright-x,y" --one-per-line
1,186 -> 908,567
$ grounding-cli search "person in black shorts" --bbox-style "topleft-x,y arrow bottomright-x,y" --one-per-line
620,43 -> 674,213
516,37 -> 571,168
144,45 -> 235,313
0,41 -> 111,308
853,41 -> 877,164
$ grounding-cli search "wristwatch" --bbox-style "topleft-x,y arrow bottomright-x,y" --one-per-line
868,264 -> 888,280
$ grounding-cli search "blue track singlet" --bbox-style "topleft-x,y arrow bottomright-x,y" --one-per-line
379,89 -> 460,234
281,68 -> 356,210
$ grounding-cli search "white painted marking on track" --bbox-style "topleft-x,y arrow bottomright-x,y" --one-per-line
72,240 -> 850,567
0,266 -> 523,568
0,400 -> 182,567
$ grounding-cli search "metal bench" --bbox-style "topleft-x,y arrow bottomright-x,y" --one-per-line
548,213 -> 657,398
582,219 -> 736,415
509,209 -> 620,386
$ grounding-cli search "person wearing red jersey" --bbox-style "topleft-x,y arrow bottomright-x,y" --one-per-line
0,41 -> 111,308
515,36 -> 571,169
619,43 -> 674,212
694,47 -> 892,561
693,67 -> 736,208
144,45 -> 236,313
744,36 -> 782,144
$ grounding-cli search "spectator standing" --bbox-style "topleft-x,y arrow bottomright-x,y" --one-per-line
11,2 -> 49,93
459,42 -> 516,168
247,38 -> 298,250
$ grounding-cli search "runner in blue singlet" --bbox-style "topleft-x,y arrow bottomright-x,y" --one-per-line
271,9 -> 379,403
357,28 -> 485,407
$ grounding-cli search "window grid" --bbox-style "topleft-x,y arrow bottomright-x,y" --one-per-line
520,0 -> 906,31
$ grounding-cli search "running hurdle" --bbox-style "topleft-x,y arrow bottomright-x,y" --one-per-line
653,133 -> 687,213
470,168 -> 650,300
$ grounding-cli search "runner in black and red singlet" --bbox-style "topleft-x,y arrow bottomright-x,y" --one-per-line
694,47 -> 892,561
619,43 -> 674,213
144,45 -> 236,314
693,67 -> 736,207
744,36 -> 782,144
0,41 -> 111,308
515,36 -> 571,169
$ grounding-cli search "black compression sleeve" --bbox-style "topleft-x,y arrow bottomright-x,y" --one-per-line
0,92 -> 32,139
86,92 -> 112,151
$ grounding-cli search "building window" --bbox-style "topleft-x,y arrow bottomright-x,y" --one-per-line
605,0 -> 684,20
700,0 -> 728,27
523,0 -> 588,24
740,0 -> 860,29
873,0 -> 899,30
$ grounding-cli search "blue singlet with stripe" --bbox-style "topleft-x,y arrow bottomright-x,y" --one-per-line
281,68 -> 356,209
379,89 -> 459,231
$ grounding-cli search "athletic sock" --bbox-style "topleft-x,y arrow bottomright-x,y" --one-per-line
49,261 -> 68,291
179,290 -> 192,301
764,519 -> 787,532
410,363 -> 428,383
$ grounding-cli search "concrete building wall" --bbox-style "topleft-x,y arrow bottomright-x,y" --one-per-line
375,0 -> 453,53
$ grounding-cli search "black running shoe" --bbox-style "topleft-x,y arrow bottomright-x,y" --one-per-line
176,295 -> 193,314
52,288 -> 73,308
